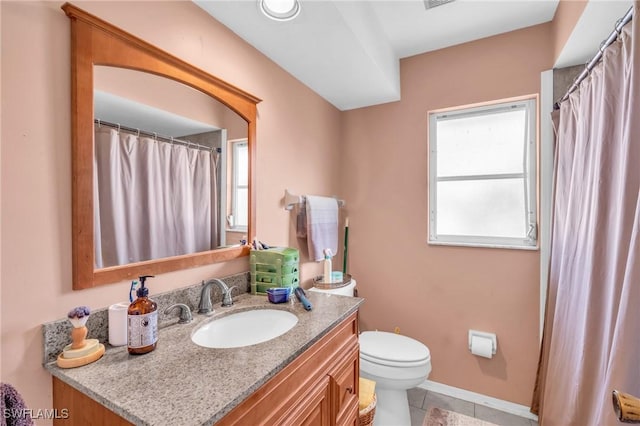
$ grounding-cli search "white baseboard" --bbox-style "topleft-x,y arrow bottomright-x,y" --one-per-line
418,380 -> 539,421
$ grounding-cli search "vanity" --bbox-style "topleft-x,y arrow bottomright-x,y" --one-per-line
47,292 -> 363,425
49,4 -> 363,424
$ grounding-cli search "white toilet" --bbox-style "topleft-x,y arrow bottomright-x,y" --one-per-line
359,330 -> 431,425
309,280 -> 432,426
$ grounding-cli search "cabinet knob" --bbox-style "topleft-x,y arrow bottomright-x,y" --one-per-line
346,386 -> 354,394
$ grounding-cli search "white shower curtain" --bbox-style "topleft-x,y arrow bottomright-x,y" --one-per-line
94,127 -> 219,268
533,5 -> 640,425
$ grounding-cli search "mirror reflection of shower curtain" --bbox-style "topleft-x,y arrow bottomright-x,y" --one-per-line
94,127 -> 220,268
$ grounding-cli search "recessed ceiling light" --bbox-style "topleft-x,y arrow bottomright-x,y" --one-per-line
259,0 -> 301,21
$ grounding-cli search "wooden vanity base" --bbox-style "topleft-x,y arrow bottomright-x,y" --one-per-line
53,311 -> 360,425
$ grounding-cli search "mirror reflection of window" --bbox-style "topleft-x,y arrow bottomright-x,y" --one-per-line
229,139 -> 248,231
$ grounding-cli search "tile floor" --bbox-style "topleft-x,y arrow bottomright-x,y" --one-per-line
407,387 -> 539,426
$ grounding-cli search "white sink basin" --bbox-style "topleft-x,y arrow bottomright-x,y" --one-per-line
191,309 -> 298,348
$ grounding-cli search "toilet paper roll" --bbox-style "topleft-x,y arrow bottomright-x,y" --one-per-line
108,302 -> 129,346
470,335 -> 493,359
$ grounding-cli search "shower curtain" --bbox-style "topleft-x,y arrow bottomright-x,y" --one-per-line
94,127 -> 220,268
533,5 -> 640,425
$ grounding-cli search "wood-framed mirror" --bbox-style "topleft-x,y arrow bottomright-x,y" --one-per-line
62,3 -> 260,290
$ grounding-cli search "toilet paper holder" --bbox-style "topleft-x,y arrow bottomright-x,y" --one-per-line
468,330 -> 497,355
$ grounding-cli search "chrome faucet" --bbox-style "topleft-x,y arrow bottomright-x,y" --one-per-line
198,278 -> 236,314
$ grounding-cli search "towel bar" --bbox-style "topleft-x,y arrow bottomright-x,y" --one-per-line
284,189 -> 345,211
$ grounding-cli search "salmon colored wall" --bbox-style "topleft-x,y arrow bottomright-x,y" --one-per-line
551,0 -> 588,62
1,0 -> 580,418
0,0 -> 340,418
341,24 -> 554,404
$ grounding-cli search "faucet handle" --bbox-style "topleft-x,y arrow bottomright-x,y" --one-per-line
164,303 -> 193,324
221,286 -> 237,307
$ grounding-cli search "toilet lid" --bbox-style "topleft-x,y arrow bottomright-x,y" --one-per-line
360,331 -> 430,367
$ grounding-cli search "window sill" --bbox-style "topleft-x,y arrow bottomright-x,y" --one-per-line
226,227 -> 247,233
428,240 -> 539,251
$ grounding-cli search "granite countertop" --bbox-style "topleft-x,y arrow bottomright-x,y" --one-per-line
46,292 -> 363,426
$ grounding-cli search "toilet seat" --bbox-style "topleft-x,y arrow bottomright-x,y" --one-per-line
360,331 -> 430,368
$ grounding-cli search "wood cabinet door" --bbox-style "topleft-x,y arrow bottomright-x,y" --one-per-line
279,376 -> 331,426
331,348 -> 359,424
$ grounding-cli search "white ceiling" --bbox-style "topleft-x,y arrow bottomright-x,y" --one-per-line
195,0 -> 633,111
554,0 -> 633,68
95,91 -> 220,137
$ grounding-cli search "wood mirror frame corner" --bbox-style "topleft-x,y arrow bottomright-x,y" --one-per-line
62,3 -> 260,290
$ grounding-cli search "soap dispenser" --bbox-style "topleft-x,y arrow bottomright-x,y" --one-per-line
323,248 -> 333,284
127,275 -> 158,355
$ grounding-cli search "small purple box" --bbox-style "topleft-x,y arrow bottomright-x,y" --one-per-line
266,287 -> 291,304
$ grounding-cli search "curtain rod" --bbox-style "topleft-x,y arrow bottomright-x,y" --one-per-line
554,6 -> 633,110
94,119 -> 221,153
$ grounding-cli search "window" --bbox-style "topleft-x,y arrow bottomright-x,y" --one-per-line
428,98 -> 537,249
229,139 -> 248,231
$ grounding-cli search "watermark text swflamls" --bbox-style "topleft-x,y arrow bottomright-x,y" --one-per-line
3,408 -> 70,420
